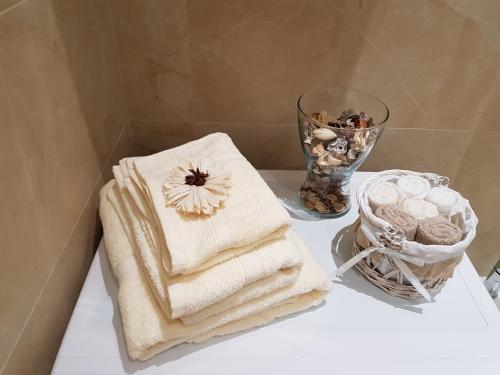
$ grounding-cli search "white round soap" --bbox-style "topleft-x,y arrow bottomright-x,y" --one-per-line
401,199 -> 439,220
397,175 -> 431,199
426,186 -> 457,216
367,181 -> 402,210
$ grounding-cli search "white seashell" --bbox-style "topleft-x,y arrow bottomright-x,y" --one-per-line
347,149 -> 357,160
327,137 -> 348,154
312,143 -> 326,157
313,128 -> 337,141
318,153 -> 342,167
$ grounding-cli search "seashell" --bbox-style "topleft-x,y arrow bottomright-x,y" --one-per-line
347,149 -> 357,160
308,196 -> 321,204
314,201 -> 330,213
351,132 -> 367,151
313,128 -> 337,141
327,194 -> 338,204
318,153 -> 342,167
327,137 -> 348,154
333,202 -> 346,212
317,111 -> 335,125
312,143 -> 326,157
303,129 -> 313,144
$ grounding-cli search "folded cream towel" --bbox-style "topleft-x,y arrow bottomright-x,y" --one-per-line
105,181 -> 303,321
128,133 -> 292,275
99,182 -> 332,361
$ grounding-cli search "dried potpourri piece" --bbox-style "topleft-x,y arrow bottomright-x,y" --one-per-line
300,109 -> 376,215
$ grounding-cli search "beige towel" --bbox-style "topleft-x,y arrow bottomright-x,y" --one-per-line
104,181 -> 303,321
127,133 -> 292,275
100,183 -> 333,361
416,216 -> 462,245
375,204 -> 418,240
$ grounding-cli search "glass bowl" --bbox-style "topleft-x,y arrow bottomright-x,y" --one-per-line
297,87 -> 389,218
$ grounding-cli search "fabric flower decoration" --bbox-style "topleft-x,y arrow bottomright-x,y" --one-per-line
163,159 -> 231,215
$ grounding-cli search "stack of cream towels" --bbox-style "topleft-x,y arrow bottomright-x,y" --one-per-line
99,133 -> 332,361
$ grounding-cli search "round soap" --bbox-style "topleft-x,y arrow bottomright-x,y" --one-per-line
426,186 -> 457,217
367,181 -> 402,210
397,175 -> 431,199
401,199 -> 439,220
416,216 -> 462,245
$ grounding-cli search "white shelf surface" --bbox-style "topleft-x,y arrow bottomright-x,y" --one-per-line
52,171 -> 500,375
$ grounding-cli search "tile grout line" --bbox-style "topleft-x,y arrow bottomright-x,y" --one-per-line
0,120 -> 129,375
129,118 -> 479,132
0,0 -> 27,17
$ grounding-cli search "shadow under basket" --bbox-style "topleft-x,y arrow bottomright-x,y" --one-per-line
351,223 -> 462,300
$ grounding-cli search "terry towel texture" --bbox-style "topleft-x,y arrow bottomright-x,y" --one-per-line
100,181 -> 332,361
105,181 -> 303,321
122,133 -> 292,275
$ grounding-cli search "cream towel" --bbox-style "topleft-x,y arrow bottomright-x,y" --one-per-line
401,199 -> 439,220
425,186 -> 457,217
396,175 -> 430,199
367,181 -> 403,211
128,133 -> 292,275
100,183 -> 332,361
105,181 -> 303,321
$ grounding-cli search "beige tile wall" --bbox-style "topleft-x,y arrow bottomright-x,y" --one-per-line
0,0 -> 499,373
0,0 -> 132,374
109,0 -> 500,275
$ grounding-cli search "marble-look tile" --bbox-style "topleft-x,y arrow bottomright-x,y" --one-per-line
188,0 -> 365,125
51,0 -> 129,163
1,121 -> 133,375
474,70 -> 500,131
1,183 -> 101,375
360,128 -> 473,178
452,131 -> 500,233
332,0 -> 500,130
187,0 -> 500,129
466,231 -> 500,276
0,0 -> 22,14
109,0 -> 193,122
0,58 -> 50,370
132,121 -> 305,169
444,0 -> 500,50
0,0 -> 124,260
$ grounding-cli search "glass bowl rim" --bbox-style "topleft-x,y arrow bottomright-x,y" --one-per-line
297,86 -> 390,132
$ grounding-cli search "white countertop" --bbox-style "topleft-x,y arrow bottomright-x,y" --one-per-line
52,171 -> 500,375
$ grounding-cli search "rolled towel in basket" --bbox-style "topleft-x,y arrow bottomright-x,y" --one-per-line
105,181 -> 303,321
367,181 -> 403,210
425,186 -> 457,217
396,175 -> 430,199
126,133 -> 292,275
375,204 -> 418,240
100,181 -> 332,361
401,199 -> 439,220
416,216 -> 462,245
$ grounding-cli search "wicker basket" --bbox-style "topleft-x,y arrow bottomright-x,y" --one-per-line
336,170 -> 478,301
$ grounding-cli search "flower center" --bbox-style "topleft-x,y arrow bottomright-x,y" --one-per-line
185,168 -> 209,186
